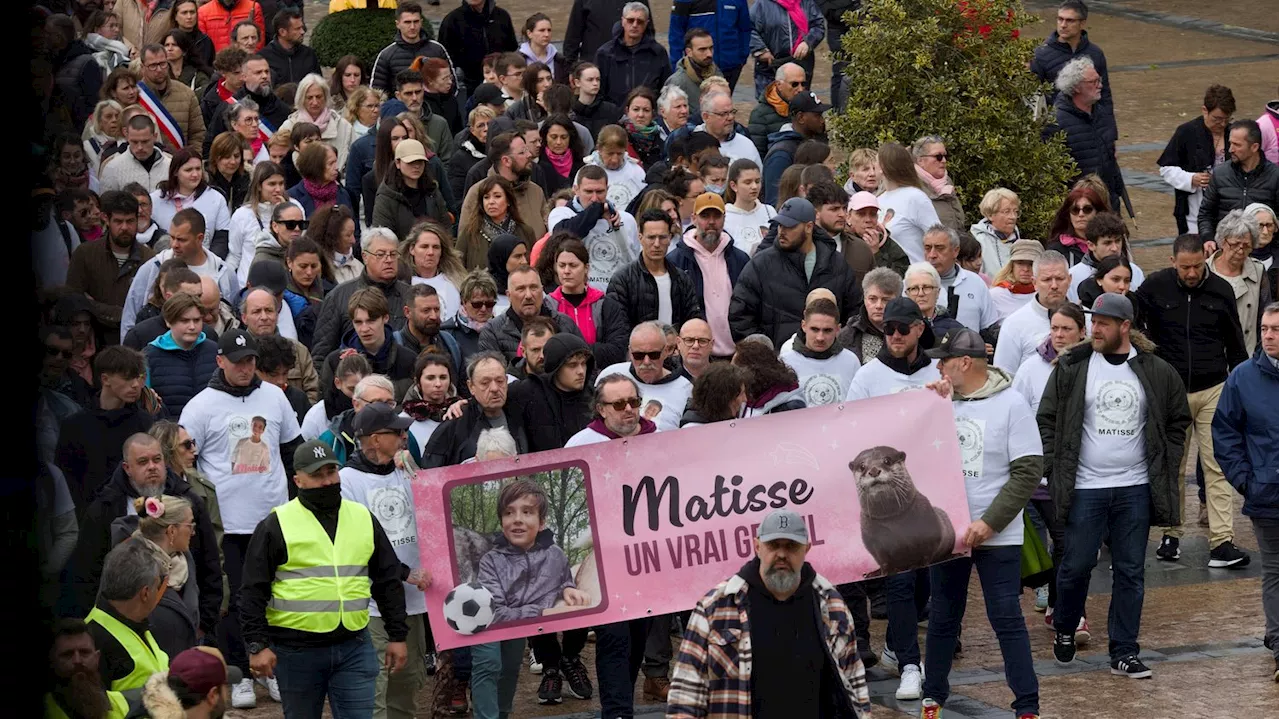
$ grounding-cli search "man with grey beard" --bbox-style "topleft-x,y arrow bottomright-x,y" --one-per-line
668,509 -> 872,718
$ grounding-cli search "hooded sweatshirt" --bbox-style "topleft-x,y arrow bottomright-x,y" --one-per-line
340,450 -> 424,616
550,285 -> 607,344
476,527 -> 575,625
741,382 -> 806,417
682,229 -> 736,356
566,415 -> 659,446
508,333 -> 597,451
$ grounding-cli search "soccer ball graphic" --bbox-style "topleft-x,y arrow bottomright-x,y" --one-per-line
443,582 -> 495,635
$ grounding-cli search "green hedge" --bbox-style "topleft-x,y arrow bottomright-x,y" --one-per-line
311,8 -> 436,69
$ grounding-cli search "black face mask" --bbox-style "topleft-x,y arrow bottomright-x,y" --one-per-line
299,484 -> 342,511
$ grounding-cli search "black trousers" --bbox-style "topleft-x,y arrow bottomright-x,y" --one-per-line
218,533 -> 252,674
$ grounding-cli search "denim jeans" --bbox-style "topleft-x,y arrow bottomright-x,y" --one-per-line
923,547 -> 1039,716
274,630 -> 379,719
885,569 -> 924,669
1054,484 -> 1150,659
469,639 -> 525,719
596,619 -> 650,718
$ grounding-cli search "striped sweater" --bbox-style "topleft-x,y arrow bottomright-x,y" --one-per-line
666,564 -> 872,718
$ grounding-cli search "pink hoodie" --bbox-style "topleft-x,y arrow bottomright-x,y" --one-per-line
549,286 -> 605,345
683,229 -> 736,356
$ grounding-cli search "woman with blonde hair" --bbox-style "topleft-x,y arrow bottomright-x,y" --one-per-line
844,147 -> 879,194
400,221 -> 468,320
279,74 -> 356,173
83,99 -> 125,177
971,187 -> 1023,275
113,494 -> 200,656
343,85 -> 384,140
448,104 -> 496,200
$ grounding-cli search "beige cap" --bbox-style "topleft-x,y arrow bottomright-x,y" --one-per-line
394,139 -> 428,163
1008,239 -> 1044,263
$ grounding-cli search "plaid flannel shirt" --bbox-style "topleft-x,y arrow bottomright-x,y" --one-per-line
666,568 -> 872,719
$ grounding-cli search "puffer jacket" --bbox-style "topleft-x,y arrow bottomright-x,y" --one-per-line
141,80 -> 207,151
1036,332 -> 1192,528
420,396 -> 529,467
606,257 -> 705,329
668,0 -> 752,70
53,40 -> 104,129
436,0 -> 518,89
549,286 -> 630,367
1197,157 -> 1279,243
507,334 -> 597,451
747,82 -> 790,156
1030,30 -> 1116,139
476,527 -> 575,624
728,228 -> 863,349
1045,93 -> 1123,205
441,312 -> 487,371
371,180 -> 452,243
371,33 -> 454,94
197,0 -> 266,52
478,299 -> 584,364
1213,347 -> 1279,519
1134,266 -> 1249,392
311,272 -> 414,371
144,331 -> 218,418
595,23 -> 673,106
572,95 -> 622,140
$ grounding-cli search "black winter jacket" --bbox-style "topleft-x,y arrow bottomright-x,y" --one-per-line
563,0 -> 650,67
441,313 -> 486,372
572,95 -> 622,140
1134,266 -> 1249,392
68,467 -> 222,635
505,334 -> 596,452
1197,157 -> 1279,243
478,300 -> 583,364
1037,334 -> 1193,527
436,0 -> 518,89
371,33 -> 454,95
321,327 -> 420,401
311,273 -> 414,372
420,397 -> 530,468
606,258 -> 706,329
1045,93 -> 1123,205
728,229 -> 863,349
258,39 -> 322,88
56,397 -> 158,512
109,519 -> 201,659
448,133 -> 487,203
143,333 -> 219,418
668,232 -> 752,301
595,24 -> 673,106
1157,116 -> 1218,235
1030,30 -> 1116,139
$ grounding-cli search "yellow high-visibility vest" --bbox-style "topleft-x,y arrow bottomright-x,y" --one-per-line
266,499 -> 374,633
44,690 -> 129,719
84,607 -> 169,692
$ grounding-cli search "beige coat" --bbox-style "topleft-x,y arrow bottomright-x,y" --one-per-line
457,168 -> 547,269
1208,251 -> 1271,354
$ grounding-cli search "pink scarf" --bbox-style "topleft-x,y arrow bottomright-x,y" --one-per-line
1056,233 -> 1090,253
546,147 -> 573,179
915,164 -> 954,197
775,0 -> 809,53
297,106 -> 332,133
303,178 -> 338,209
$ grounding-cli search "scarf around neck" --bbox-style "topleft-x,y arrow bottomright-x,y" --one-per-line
297,106 -> 332,133
623,116 -> 662,160
1056,233 -> 1090,253
681,56 -> 716,83
915,163 -> 954,196
53,165 -> 90,191
457,304 -> 490,333
1036,333 -> 1060,363
994,279 -> 1036,294
546,147 -> 574,178
775,0 -> 809,52
303,178 -> 339,208
402,398 -> 453,422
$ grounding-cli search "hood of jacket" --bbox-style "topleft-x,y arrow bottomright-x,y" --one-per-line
789,332 -> 842,360
136,670 -> 186,719
538,332 -> 596,384
747,382 -> 803,412
208,368 -> 263,397
345,447 -> 397,476
1046,29 -> 1094,54
1057,329 -> 1157,367
766,124 -> 803,147
953,365 -> 1014,401
148,330 -> 209,352
487,233 -> 526,290
679,406 -> 710,426
737,555 -> 817,599
519,41 -> 558,66
253,228 -> 283,252
874,343 -> 934,375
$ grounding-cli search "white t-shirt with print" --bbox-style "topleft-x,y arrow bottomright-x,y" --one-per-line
1076,349 -> 1149,490
596,362 -> 692,432
951,387 -> 1042,547
179,382 -> 302,535
844,357 -> 940,401
548,205 -> 640,292
724,202 -> 777,257
780,347 -> 862,406
340,464 -> 427,616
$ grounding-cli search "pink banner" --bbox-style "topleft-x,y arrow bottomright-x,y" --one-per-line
413,390 -> 970,650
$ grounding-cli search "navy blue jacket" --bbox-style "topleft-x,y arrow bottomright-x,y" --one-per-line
668,0 -> 753,71
762,125 -> 803,206
668,232 -> 751,301
288,182 -> 360,234
143,332 -> 218,418
1030,30 -> 1116,140
345,132 -> 377,218
1213,349 -> 1279,519
1045,93 -> 1123,207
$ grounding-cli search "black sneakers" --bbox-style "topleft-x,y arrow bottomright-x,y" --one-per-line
537,667 -> 563,704
560,656 -> 593,700
1208,541 -> 1251,568
1110,655 -> 1153,678
1155,536 -> 1180,561
1053,632 -> 1076,666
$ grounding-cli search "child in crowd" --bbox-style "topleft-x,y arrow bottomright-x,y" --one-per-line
698,154 -> 729,196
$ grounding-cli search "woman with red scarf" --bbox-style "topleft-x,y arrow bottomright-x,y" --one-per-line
1045,184 -> 1110,266
988,240 -> 1046,321
404,352 -> 457,466
288,143 -> 359,230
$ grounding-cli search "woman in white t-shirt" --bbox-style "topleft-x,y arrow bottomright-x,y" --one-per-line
723,159 -> 776,257
401,222 -> 467,322
876,143 -> 941,264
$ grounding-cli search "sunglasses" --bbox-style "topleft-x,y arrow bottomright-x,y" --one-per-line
470,299 -> 497,310
631,350 -> 663,361
788,80 -> 808,89
179,439 -> 197,451
922,153 -> 948,162
1070,205 -> 1095,216
45,346 -> 73,359
604,397 -> 642,411
276,219 -> 309,230
883,321 -> 914,336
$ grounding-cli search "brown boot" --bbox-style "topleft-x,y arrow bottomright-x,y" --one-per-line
643,676 -> 671,701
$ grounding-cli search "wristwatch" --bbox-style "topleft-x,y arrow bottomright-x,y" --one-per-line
246,641 -> 268,656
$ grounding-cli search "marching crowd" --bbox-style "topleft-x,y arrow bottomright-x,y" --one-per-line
29,0 -> 1280,717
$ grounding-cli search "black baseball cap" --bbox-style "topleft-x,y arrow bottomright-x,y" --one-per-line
246,260 -> 287,295
217,329 -> 259,362
353,403 -> 412,437
925,327 -> 987,359
882,297 -> 925,325
473,83 -> 506,108
788,90 -> 831,115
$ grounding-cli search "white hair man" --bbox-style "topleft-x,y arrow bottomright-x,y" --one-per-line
923,224 -> 1000,335
1207,210 -> 1271,354
695,91 -> 761,167
310,227 -> 415,367
1046,55 -> 1123,208
993,250 -> 1076,374
746,63 -> 808,156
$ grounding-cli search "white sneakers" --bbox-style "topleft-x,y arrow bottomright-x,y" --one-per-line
257,675 -> 282,702
895,664 -> 923,700
231,678 -> 257,709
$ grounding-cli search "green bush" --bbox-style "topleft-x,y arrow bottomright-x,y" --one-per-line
311,8 -> 436,70
828,0 -> 1076,238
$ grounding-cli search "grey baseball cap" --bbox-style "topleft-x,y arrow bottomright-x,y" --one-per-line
925,327 -> 987,359
757,509 -> 809,544
774,198 -> 817,228
294,440 -> 341,475
1083,293 -> 1134,321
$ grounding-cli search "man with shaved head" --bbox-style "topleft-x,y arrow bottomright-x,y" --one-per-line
200,275 -> 242,336
595,322 -> 694,431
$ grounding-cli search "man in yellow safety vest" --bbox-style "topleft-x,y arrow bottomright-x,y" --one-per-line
46,618 -> 131,719
85,538 -> 171,694
239,439 -> 410,719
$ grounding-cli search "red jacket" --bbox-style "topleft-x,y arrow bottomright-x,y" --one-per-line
198,0 -> 266,52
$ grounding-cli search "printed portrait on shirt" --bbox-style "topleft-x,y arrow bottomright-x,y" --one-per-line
230,415 -> 271,474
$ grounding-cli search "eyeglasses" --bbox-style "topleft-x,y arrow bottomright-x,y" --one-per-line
922,153 -> 948,162
1259,222 -> 1277,231
631,350 -> 663,361
905,285 -> 937,295
369,429 -> 403,437
179,439 -> 197,450
143,61 -> 168,70
276,219 -> 309,230
1070,204 -> 1095,216
883,321 -> 914,336
1223,239 -> 1251,252
603,397 -> 643,411
45,345 -> 73,359
705,110 -> 735,119
470,299 -> 497,310
680,336 -> 713,347
368,250 -> 401,261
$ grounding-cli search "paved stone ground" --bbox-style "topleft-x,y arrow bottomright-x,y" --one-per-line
230,2 -> 1278,717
